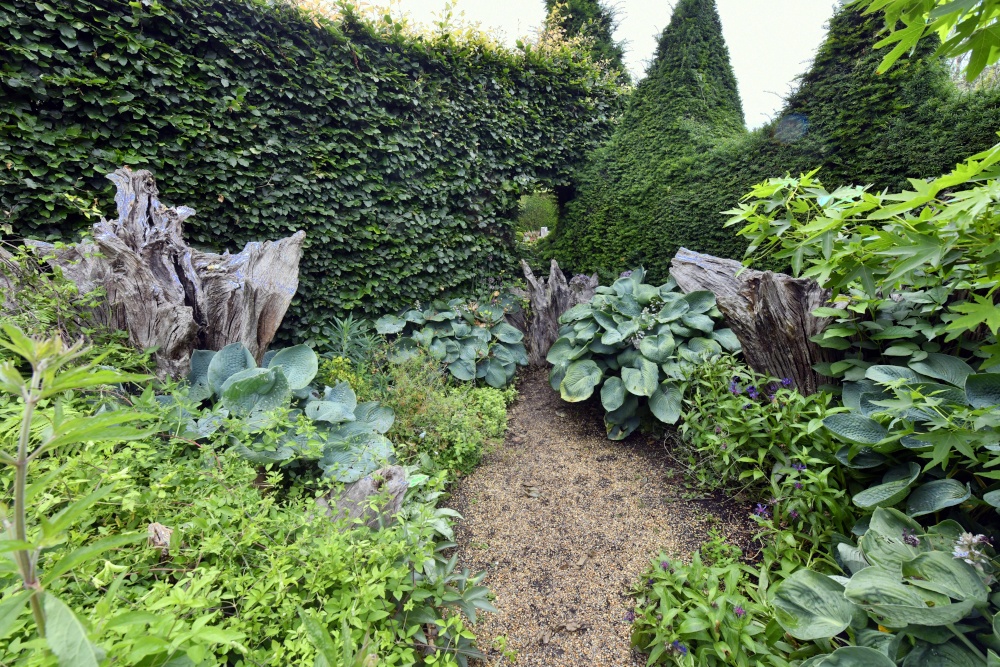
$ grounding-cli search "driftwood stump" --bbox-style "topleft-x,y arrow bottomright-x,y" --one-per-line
669,248 -> 838,394
521,259 -> 598,366
26,167 -> 305,379
315,466 -> 408,530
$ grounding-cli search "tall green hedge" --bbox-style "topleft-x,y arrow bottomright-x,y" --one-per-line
549,3 -> 1000,279
544,0 -> 629,82
0,0 -> 621,340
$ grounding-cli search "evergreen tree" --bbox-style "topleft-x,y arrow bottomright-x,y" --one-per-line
544,0 -> 629,81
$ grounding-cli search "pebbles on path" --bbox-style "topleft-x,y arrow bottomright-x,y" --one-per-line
448,369 -> 743,667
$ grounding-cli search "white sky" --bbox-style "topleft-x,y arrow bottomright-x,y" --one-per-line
390,0 -> 838,128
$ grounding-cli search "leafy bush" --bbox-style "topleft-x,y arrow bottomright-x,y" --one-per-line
630,533 -> 787,666
517,193 -> 559,235
376,298 -> 528,388
0,0 -> 623,337
547,268 -> 740,439
771,507 -> 999,665
317,355 -> 373,400
374,350 -> 515,475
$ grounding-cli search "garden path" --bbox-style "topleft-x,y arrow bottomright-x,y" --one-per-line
448,369 -> 743,667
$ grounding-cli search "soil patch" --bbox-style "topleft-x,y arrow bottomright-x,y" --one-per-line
448,369 -> 750,666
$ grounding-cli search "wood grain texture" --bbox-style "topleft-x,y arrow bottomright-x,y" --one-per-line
520,259 -> 598,366
669,247 -> 838,394
27,167 -> 305,379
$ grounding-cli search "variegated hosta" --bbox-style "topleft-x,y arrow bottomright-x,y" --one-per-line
180,342 -> 396,482
546,268 -> 740,440
772,507 -> 999,666
822,355 -> 1000,518
375,297 -> 528,388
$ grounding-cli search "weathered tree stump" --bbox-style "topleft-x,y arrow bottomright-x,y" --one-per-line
25,167 -> 305,379
315,466 -> 408,530
520,259 -> 598,366
669,248 -> 838,394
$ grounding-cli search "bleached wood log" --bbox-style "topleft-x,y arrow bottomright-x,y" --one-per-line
669,247 -> 838,394
26,167 -> 305,379
520,259 -> 598,366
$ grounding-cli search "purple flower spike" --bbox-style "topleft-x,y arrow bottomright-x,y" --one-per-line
753,503 -> 771,519
671,641 -> 688,656
624,610 -> 635,622
747,386 -> 760,400
789,510 -> 799,519
660,560 -> 670,570
781,378 -> 793,387
792,462 -> 807,472
734,605 -> 746,618
794,482 -> 803,490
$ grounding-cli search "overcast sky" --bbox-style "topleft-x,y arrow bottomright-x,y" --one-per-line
391,0 -> 838,128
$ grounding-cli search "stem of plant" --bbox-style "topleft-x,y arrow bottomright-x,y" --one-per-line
14,366 -> 45,637
948,623 -> 985,661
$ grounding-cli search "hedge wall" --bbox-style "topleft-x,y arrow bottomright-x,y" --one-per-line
549,3 -> 1000,279
0,0 -> 621,339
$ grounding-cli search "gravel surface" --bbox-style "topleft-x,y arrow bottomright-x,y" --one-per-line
448,369 -> 748,667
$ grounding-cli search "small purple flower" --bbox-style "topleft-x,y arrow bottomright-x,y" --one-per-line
660,560 -> 670,570
720,443 -> 728,450
747,386 -> 760,400
781,378 -> 793,387
902,529 -> 920,547
714,425 -> 722,434
794,482 -> 803,490
753,503 -> 771,519
648,578 -> 654,586
742,403 -> 752,410
620,270 -> 633,278
792,462 -> 807,472
733,605 -> 746,618
671,640 -> 688,656
624,610 -> 635,622
789,510 -> 799,519
729,379 -> 742,395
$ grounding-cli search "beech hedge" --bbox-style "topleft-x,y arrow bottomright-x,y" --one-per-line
0,0 -> 621,339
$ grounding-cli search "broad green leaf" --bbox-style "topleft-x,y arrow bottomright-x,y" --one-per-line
447,358 -> 476,382
649,382 -> 682,424
638,333 -> 675,363
710,328 -> 741,353
375,314 -> 406,334
835,446 -> 887,469
186,349 -> 215,402
681,290 -> 716,314
44,592 -> 100,667
560,360 -> 602,402
220,367 -> 290,417
905,479 -> 970,517
901,551 -> 988,604
908,353 -> 974,388
824,414 -> 888,444
772,569 -> 858,640
323,381 -> 357,412
305,400 -> 355,424
866,365 -> 923,385
491,322 -> 523,344
844,566 -> 974,628
622,358 -> 659,397
681,313 -> 714,333
207,342 -> 256,396
268,344 -> 318,390
600,376 -> 626,412
853,463 -> 920,510
546,337 -> 584,365
810,646 -> 897,667
354,401 -> 394,434
233,444 -> 295,464
320,434 -> 394,483
966,373 -> 1000,409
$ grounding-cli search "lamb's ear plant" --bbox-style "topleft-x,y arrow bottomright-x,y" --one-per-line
0,323 -> 150,660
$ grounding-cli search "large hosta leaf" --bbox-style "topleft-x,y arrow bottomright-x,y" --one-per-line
323,381 -> 357,412
908,353 -> 974,388
354,401 -> 395,433
622,358 -> 659,397
682,290 -> 716,314
638,333 -> 675,363
902,640 -> 985,667
966,373 -> 1000,409
852,463 -> 920,510
656,297 -> 689,322
187,349 -> 216,403
866,365 -> 924,385
448,358 -> 476,382
207,342 -> 256,396
546,337 -> 586,365
681,313 -> 714,333
803,647 -> 897,667
772,569 -> 858,640
305,400 -> 356,424
835,446 -> 887,469
267,344 -> 318,390
234,444 -> 295,464
905,479 -> 971,517
824,414 -> 888,444
375,314 -> 407,334
320,434 -> 394,483
844,566 -> 974,628
220,367 -> 290,417
649,382 -> 682,424
491,322 -> 524,344
901,551 -> 988,604
560,360 -> 603,402
601,376 -> 626,412
711,328 -> 741,353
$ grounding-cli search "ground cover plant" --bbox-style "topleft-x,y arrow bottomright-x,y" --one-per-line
546,268 -> 740,439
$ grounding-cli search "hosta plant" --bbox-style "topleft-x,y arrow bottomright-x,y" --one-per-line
181,342 -> 395,482
771,507 -> 1000,665
547,268 -> 740,440
375,298 -> 528,388
823,358 -> 1000,518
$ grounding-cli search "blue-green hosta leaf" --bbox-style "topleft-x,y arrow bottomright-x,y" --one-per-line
267,344 -> 318,390
649,382 -> 682,424
901,551 -> 988,604
621,358 -> 659,397
966,373 -> 1000,409
638,332 -> 675,363
661,360 -> 692,380
491,322 -> 523,344
984,490 -> 1000,509
559,303 -> 593,323
354,401 -> 394,433
507,342 -> 529,366
852,463 -> 920,510
600,376 -> 626,412
403,309 -> 425,324
824,414 -> 888,444
656,296 -> 689,322
669,322 -> 694,338
681,337 -> 723,362
480,358 -> 509,388
606,415 -> 640,441
234,444 -> 295,464
592,309 -> 619,332
375,314 -> 407,334
452,320 -> 472,338
681,290 -> 716,314
807,647 -> 897,667
560,360 -> 602,402
902,640 -> 985,667
844,566 -> 974,628
388,338 -> 419,363
412,327 -> 437,347
905,479 -> 971,518
633,282 -> 660,305
866,365 -> 924,385
908,354 -> 974,388
710,328 -> 741,353
428,338 -> 448,361
261,349 -> 278,367
323,381 -> 357,412
837,542 -> 870,576
207,342 -> 256,396
681,313 -> 714,333
613,293 -> 642,318
220,367 -> 290,417
187,349 -> 215,403
306,400 -> 356,424
870,325 -> 918,341
492,343 -> 517,366
772,569 -> 859,640
835,446 -> 887,469
549,363 -> 567,392
320,434 -> 394,483
448,358 -> 476,382
861,508 -> 924,568
546,337 -> 587,365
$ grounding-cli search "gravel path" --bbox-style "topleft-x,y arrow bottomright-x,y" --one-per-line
448,369 -> 747,667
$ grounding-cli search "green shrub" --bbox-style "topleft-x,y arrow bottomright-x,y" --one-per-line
516,193 -> 559,235
0,0 -> 623,339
